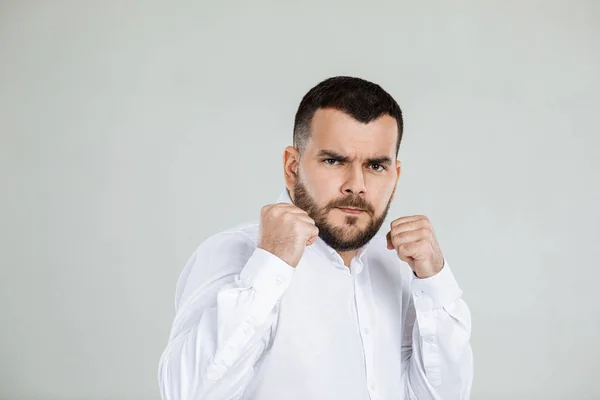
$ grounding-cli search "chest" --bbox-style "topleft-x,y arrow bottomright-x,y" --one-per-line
272,252 -> 406,365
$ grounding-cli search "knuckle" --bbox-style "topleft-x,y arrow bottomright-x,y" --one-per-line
396,231 -> 408,240
282,211 -> 295,222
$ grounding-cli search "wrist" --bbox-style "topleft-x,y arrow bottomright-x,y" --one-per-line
414,258 -> 444,279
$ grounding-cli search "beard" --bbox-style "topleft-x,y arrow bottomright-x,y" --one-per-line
292,176 -> 393,252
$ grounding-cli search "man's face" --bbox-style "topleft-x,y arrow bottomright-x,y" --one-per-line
289,108 -> 401,252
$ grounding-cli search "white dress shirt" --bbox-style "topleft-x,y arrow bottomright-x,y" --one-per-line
158,189 -> 473,400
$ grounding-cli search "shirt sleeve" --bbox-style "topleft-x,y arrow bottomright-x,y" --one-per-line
158,232 -> 295,400
401,259 -> 474,400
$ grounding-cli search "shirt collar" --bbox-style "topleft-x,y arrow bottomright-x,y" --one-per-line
276,188 -> 369,269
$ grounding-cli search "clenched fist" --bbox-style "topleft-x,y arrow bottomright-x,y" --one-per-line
258,203 -> 319,268
386,215 -> 445,279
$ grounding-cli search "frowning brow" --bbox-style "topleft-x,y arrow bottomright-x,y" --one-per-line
317,150 -> 349,162
316,150 -> 392,165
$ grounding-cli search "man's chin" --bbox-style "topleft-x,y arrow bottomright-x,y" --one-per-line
324,227 -> 368,244
326,212 -> 369,225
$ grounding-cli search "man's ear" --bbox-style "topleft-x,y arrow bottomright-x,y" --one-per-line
283,146 -> 300,194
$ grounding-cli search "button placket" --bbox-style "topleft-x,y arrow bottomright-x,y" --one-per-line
354,271 -> 377,398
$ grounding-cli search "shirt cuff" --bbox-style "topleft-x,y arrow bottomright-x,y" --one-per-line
239,247 -> 296,294
410,259 -> 463,310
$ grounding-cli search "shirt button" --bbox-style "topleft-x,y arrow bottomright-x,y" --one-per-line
226,342 -> 237,353
370,383 -> 376,391
275,278 -> 283,286
241,323 -> 254,336
363,327 -> 370,335
206,364 -> 225,380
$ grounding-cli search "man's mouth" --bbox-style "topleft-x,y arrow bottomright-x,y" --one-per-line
337,207 -> 365,215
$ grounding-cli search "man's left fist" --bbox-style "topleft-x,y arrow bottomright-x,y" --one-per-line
386,215 -> 445,279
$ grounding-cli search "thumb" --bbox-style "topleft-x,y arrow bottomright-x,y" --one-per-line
386,231 -> 394,250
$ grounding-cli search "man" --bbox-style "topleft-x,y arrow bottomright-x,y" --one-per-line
158,76 -> 473,399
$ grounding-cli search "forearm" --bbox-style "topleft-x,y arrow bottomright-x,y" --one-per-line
404,263 -> 473,400
159,248 -> 295,400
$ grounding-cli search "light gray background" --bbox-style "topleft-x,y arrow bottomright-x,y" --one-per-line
1,1 -> 599,399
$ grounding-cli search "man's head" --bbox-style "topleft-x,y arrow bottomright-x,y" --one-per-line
283,76 -> 403,252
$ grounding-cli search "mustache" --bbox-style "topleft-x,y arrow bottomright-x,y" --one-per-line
326,196 -> 375,214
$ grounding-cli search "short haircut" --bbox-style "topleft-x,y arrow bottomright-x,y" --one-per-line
293,76 -> 404,155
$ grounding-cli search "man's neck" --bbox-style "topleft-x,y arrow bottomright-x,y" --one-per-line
338,250 -> 358,268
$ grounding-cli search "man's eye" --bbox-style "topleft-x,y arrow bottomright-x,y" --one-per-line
324,159 -> 340,165
370,164 -> 385,172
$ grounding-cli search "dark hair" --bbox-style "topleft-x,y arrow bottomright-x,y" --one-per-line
293,76 -> 403,155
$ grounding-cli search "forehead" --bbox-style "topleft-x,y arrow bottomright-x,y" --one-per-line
307,108 -> 397,158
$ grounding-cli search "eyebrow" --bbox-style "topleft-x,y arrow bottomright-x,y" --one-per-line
316,150 -> 393,165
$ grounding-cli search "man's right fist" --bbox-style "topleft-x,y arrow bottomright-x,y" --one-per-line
258,203 -> 319,268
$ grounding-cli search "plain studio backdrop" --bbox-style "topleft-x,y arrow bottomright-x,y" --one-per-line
1,1 -> 599,399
